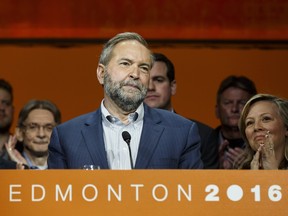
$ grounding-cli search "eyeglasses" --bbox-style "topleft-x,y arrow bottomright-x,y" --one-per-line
22,123 -> 55,134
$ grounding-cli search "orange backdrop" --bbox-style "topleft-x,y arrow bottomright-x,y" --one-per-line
0,44 -> 287,130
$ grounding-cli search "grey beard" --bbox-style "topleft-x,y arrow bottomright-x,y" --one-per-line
104,73 -> 147,112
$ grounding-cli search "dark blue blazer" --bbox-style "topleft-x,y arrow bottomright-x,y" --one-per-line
48,104 -> 203,169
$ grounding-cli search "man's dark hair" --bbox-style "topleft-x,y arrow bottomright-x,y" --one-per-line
0,79 -> 13,102
17,99 -> 61,127
217,75 -> 257,103
153,53 -> 175,82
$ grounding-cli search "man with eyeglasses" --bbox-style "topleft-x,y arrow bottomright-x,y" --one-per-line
5,100 -> 61,169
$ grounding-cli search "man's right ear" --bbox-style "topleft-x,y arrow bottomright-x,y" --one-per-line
171,80 -> 177,96
97,64 -> 105,85
15,127 -> 24,142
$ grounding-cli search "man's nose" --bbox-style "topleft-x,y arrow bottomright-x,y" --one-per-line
129,66 -> 140,79
148,79 -> 155,90
37,127 -> 46,137
231,103 -> 240,113
0,102 -> 5,110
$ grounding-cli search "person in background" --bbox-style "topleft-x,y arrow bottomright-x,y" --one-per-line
5,99 -> 61,169
48,32 -> 203,169
237,94 -> 288,169
0,79 -> 16,169
144,53 -> 218,169
214,75 -> 257,169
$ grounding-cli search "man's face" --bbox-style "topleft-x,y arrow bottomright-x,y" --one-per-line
97,40 -> 152,112
144,61 -> 176,110
18,109 -> 56,157
0,89 -> 13,133
216,87 -> 252,129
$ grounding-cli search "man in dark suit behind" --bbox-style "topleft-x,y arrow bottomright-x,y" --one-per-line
213,75 -> 257,169
0,157 -> 17,169
144,53 -> 219,169
0,79 -> 14,166
48,32 -> 203,169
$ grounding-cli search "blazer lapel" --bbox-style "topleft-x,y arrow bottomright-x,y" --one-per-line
81,110 -> 109,169
135,106 -> 164,168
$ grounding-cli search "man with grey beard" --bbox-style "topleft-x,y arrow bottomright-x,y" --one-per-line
48,32 -> 203,169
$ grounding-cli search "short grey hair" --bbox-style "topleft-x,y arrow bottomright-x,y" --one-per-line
99,32 -> 154,67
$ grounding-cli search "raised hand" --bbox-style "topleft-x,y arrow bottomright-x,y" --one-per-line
219,139 -> 246,169
226,147 -> 245,168
250,131 -> 278,170
5,135 -> 27,166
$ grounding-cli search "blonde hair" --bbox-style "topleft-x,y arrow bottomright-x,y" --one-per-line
237,93 -> 288,169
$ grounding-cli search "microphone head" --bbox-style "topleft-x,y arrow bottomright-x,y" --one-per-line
122,131 -> 131,144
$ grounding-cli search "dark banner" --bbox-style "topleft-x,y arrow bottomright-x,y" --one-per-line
0,0 -> 288,40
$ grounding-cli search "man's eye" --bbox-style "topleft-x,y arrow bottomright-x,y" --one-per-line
26,125 -> 37,131
45,126 -> 54,131
1,100 -> 12,106
140,66 -> 149,72
223,101 -> 231,105
156,78 -> 164,82
120,61 -> 130,66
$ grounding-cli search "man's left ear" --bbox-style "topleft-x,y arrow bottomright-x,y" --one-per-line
96,64 -> 105,85
171,80 -> 177,96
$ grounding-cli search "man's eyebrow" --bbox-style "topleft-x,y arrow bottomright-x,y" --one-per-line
152,75 -> 165,79
118,57 -> 132,62
118,57 -> 151,68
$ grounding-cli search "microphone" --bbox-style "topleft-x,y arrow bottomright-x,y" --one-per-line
122,131 -> 134,169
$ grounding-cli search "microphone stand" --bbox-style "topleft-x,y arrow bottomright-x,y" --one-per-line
122,131 -> 134,169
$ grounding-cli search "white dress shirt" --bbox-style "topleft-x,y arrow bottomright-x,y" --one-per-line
101,100 -> 144,170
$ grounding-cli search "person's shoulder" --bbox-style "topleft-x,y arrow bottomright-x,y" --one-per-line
0,158 -> 17,169
145,106 -> 192,126
190,119 -> 213,131
58,109 -> 100,128
212,125 -> 221,133
208,125 -> 221,139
